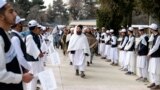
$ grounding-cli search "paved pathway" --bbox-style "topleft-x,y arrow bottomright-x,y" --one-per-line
45,49 -> 151,90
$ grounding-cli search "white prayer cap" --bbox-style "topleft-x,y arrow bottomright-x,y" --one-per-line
106,30 -> 110,33
93,27 -> 97,30
149,23 -> 158,30
15,16 -> 25,24
119,29 -> 126,33
128,27 -> 133,31
70,28 -> 74,31
110,29 -> 114,33
28,20 -> 41,28
138,26 -> 145,30
0,0 -> 7,9
102,27 -> 105,30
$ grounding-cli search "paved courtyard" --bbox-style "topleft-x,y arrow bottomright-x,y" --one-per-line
42,49 -> 153,90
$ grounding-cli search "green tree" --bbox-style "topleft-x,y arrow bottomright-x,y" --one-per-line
15,0 -> 31,17
68,0 -> 83,20
97,0 -> 135,33
31,0 -> 46,9
47,0 -> 69,24
138,0 -> 160,23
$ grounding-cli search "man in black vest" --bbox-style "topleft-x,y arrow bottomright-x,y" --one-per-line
124,27 -> 136,75
147,23 -> 160,89
25,20 -> 44,90
11,16 -> 31,74
136,26 -> 149,82
110,29 -> 118,66
0,1 -> 33,90
118,29 -> 128,70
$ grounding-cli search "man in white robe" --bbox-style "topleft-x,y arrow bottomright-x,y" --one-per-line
11,16 -> 31,73
67,25 -> 90,78
0,1 -> 33,90
110,29 -> 118,66
136,26 -> 149,82
105,30 -> 111,62
124,27 -> 136,75
25,20 -> 45,90
147,23 -> 160,89
118,29 -> 128,70
100,27 -> 106,59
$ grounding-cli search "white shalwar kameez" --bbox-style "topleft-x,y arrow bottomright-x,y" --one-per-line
110,35 -> 118,64
25,34 -> 41,90
100,32 -> 106,57
105,35 -> 111,60
136,34 -> 149,78
148,35 -> 160,85
124,35 -> 136,73
118,36 -> 128,68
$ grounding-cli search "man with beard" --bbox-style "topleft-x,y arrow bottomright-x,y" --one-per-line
100,27 -> 106,59
110,29 -> 118,66
147,23 -> 160,89
0,1 -> 33,90
136,26 -> 149,82
11,16 -> 31,73
25,20 -> 44,90
124,27 -> 136,75
105,30 -> 111,62
85,27 -> 98,66
67,25 -> 90,78
118,29 -> 128,70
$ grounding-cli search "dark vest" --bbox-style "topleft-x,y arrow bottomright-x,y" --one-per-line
30,32 -> 41,50
138,35 -> 149,56
10,32 -> 29,71
128,35 -> 135,51
106,35 -> 111,45
10,32 -> 27,60
24,32 -> 40,61
111,35 -> 117,47
151,34 -> 160,57
120,36 -> 128,50
0,28 -> 23,90
101,34 -> 105,43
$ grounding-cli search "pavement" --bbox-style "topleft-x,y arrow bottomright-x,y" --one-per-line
43,49 -> 152,90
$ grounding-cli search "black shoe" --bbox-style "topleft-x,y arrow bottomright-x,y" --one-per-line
70,62 -> 73,65
76,69 -> 79,76
147,83 -> 155,88
110,62 -> 114,65
81,71 -> 85,78
151,85 -> 160,89
87,61 -> 90,66
142,78 -> 148,82
125,71 -> 132,75
90,61 -> 92,64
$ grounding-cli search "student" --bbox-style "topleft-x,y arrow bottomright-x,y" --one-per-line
0,1 -> 33,90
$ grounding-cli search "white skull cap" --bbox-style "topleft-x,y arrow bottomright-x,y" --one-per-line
128,27 -> 133,31
149,23 -> 158,30
110,29 -> 114,33
15,16 -> 25,24
28,20 -> 41,28
0,0 -> 7,9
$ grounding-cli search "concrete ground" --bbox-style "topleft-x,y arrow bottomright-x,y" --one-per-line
44,49 -> 152,90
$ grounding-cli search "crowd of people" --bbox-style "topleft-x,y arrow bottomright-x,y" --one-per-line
61,23 -> 160,89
